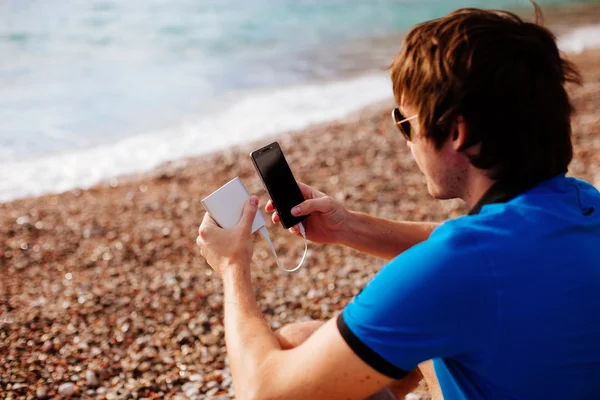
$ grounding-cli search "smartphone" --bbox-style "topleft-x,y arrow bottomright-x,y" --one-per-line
250,141 -> 308,229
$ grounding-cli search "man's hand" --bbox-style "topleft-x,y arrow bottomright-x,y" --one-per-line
196,196 -> 259,275
266,182 -> 350,244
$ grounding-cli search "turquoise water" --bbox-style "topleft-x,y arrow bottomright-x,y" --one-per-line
0,0 -> 597,201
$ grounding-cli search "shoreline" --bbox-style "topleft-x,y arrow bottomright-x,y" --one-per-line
2,5 -> 600,400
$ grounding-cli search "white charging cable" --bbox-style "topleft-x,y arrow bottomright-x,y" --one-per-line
258,223 -> 308,272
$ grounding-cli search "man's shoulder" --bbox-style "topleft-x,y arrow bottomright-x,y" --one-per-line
462,175 -> 600,229
569,176 -> 600,194
386,218 -> 488,279
426,175 -> 600,263
429,213 -> 498,250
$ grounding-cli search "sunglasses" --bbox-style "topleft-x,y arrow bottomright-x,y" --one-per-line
392,108 -> 418,141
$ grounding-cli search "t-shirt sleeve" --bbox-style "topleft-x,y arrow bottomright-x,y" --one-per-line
338,222 -> 497,378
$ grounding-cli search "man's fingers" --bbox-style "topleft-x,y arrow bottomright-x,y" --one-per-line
297,182 -> 315,199
265,200 -> 274,212
196,236 -> 206,259
288,225 -> 301,236
297,181 -> 327,199
291,197 -> 331,217
198,213 -> 217,239
272,212 -> 280,224
238,196 -> 259,235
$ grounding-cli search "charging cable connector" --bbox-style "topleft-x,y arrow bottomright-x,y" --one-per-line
258,223 -> 308,272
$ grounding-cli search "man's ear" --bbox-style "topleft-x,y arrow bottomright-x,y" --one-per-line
452,115 -> 468,151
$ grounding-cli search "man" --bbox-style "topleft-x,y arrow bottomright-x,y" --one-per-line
196,5 -> 600,400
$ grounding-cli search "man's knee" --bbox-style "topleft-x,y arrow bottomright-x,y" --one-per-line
385,368 -> 423,400
419,360 -> 442,400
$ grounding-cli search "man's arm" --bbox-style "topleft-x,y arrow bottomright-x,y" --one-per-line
198,197 -> 453,400
267,183 -> 439,261
339,211 -> 439,260
275,321 -> 432,400
222,265 -> 396,400
197,198 -> 395,399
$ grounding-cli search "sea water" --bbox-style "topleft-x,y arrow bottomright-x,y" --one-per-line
1,0 -> 599,201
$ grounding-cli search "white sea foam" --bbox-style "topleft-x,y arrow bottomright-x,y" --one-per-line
0,73 -> 391,202
558,25 -> 600,54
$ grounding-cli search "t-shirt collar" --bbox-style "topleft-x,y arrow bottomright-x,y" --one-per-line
468,173 -> 569,215
468,180 -> 525,216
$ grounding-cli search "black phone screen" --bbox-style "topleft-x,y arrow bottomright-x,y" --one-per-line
251,142 -> 307,229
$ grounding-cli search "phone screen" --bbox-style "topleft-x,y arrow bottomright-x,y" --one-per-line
251,142 -> 307,229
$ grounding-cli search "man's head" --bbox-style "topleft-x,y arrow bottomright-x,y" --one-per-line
390,3 -> 582,200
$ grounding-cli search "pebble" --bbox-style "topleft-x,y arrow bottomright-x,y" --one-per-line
86,370 -> 99,387
202,334 -> 219,346
138,361 -> 151,372
11,383 -> 27,390
41,341 -> 53,353
184,384 -> 199,397
206,380 -> 219,389
35,387 -> 48,399
58,382 -> 75,396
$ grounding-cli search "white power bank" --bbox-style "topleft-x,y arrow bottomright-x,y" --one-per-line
201,177 -> 267,234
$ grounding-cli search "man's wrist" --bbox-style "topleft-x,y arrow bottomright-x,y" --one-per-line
336,210 -> 361,247
219,260 -> 251,281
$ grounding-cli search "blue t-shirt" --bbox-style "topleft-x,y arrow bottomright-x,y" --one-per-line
338,175 -> 600,399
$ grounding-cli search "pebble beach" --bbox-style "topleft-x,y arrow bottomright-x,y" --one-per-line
2,9 -> 600,400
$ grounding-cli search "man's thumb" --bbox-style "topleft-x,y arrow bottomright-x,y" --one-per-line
291,197 -> 330,216
239,196 -> 259,234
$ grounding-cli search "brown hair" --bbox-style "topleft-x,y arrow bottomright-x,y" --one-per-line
390,2 -> 582,184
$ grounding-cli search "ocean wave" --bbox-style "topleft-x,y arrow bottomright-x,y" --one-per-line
557,25 -> 600,54
0,74 -> 391,202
